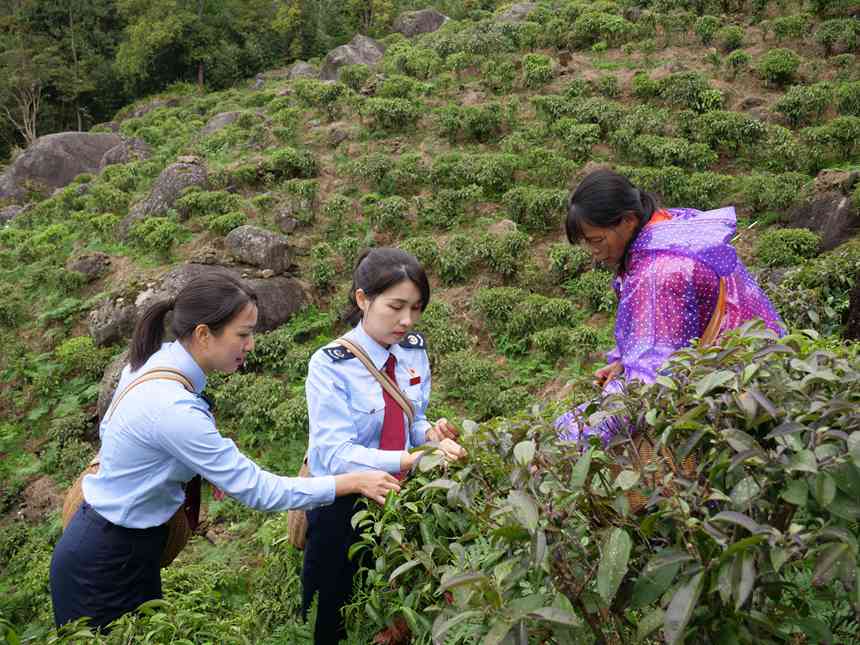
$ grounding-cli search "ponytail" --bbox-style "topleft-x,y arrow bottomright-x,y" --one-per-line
129,270 -> 257,371
130,299 -> 175,370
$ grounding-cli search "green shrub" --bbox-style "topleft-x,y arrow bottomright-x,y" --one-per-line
502,186 -> 567,232
292,78 -> 349,120
334,236 -> 362,269
593,74 -> 620,98
564,268 -> 615,312
802,115 -> 860,162
382,42 -> 442,79
363,97 -> 421,131
175,188 -> 244,219
55,336 -> 110,378
755,124 -> 804,172
716,25 -> 745,52
755,228 -> 821,267
473,286 -> 527,333
694,15 -> 720,45
631,71 -> 660,99
339,64 -> 372,92
209,373 -> 288,441
815,18 -> 858,56
682,171 -> 735,209
377,75 -> 429,99
439,234 -> 478,285
520,147 -> 577,187
618,134 -> 717,170
439,350 -> 493,391
265,147 -> 318,180
506,294 -> 576,348
270,397 -> 310,440
658,72 -> 722,112
771,14 -> 809,41
399,236 -> 439,272
431,153 -> 520,197
736,172 -> 810,213
774,83 -> 834,127
692,110 -> 767,154
128,217 -> 183,258
757,48 -> 802,86
206,211 -> 247,235
416,301 -> 470,363
725,50 -> 751,78
480,57 -> 517,94
571,11 -> 634,48
309,242 -> 336,291
836,81 -> 860,116
362,194 -> 410,234
437,103 -> 504,143
531,324 -> 602,356
322,194 -> 353,239
521,53 -> 554,88
419,184 -> 483,229
548,244 -> 592,282
476,230 -> 530,278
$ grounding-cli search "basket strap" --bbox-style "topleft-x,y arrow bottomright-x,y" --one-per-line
700,277 -> 727,348
336,338 -> 415,428
104,368 -> 195,423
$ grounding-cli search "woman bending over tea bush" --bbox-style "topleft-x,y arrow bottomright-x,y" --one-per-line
556,169 -> 784,444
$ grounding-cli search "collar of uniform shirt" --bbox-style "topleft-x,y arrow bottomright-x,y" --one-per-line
146,340 -> 208,395
349,322 -> 408,371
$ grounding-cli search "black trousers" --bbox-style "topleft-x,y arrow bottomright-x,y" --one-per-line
301,493 -> 365,645
50,502 -> 168,632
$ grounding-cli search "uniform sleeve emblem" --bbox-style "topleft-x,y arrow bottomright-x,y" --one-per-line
399,331 -> 426,349
323,346 -> 355,362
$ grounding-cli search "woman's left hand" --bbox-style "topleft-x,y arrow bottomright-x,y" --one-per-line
427,418 -> 458,442
438,438 -> 467,461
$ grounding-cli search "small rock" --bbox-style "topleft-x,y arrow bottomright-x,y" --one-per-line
201,112 -> 242,136
321,34 -> 386,81
225,225 -> 292,274
260,269 -> 275,279
329,128 -> 350,147
488,219 -> 518,236
739,96 -> 766,110
788,191 -> 860,252
278,216 -> 299,234
67,252 -> 111,282
99,137 -> 152,170
496,2 -> 537,22
287,61 -> 320,80
0,204 -> 24,225
393,8 -> 448,37
88,299 -> 137,347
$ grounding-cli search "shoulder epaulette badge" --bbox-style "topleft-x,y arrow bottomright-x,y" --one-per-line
323,346 -> 355,362
399,331 -> 426,350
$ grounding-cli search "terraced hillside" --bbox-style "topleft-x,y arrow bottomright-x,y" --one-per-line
1,0 -> 860,643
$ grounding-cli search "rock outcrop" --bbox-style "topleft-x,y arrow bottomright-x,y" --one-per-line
0,132 -> 122,202
321,35 -> 385,81
393,9 -> 448,37
119,157 -> 208,237
225,225 -> 292,274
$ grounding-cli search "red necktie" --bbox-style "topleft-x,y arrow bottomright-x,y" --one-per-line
379,354 -> 406,464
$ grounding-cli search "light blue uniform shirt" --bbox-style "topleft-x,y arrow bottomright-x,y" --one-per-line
83,341 -> 336,528
305,323 -> 433,477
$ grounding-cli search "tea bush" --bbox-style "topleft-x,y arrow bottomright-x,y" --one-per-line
658,72 -> 722,113
565,269 -> 616,313
416,301 -> 471,363
339,64 -> 371,92
771,14 -> 809,41
836,81 -> 860,116
757,48 -> 802,87
502,186 -> 567,232
439,234 -> 478,285
292,78 -> 349,120
476,230 -> 530,279
399,236 -> 439,272
725,50 -> 751,79
802,116 -> 860,163
735,171 -> 809,213
551,120 -> 600,161
692,110 -> 767,154
617,134 -> 716,171
716,25 -> 745,52
436,102 -> 504,143
571,11 -> 634,49
175,188 -> 244,219
377,75 -> 430,99
521,53 -> 553,88
362,194 -> 410,234
128,217 -> 184,258
693,15 -> 720,44
55,336 -> 111,378
264,147 -> 318,180
431,153 -> 520,197
755,228 -> 821,267
205,211 -> 247,235
480,57 -> 517,94
774,82 -> 834,127
362,97 -> 421,132
309,242 -> 336,291
419,184 -> 483,230
351,324 -> 860,644
548,244 -> 592,282
815,18 -> 859,56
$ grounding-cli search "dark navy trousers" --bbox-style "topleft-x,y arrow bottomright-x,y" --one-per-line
301,493 -> 365,645
50,502 -> 167,632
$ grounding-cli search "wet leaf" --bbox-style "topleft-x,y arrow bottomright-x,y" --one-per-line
527,607 -> 579,626
389,559 -> 420,584
513,440 -> 535,466
695,370 -> 735,397
663,571 -> 704,645
438,572 -> 487,593
636,608 -> 664,643
814,472 -> 836,507
770,546 -> 787,573
614,469 -> 640,490
597,528 -> 632,605
631,558 -> 681,608
733,551 -> 755,610
788,449 -> 817,474
781,479 -> 807,507
569,448 -> 592,490
813,543 -> 851,587
711,511 -> 761,534
508,490 -> 539,532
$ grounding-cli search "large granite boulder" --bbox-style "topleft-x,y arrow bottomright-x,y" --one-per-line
99,138 -> 152,170
496,3 -> 538,22
321,34 -> 385,81
201,112 -> 242,136
225,225 -> 291,274
119,157 -> 207,238
393,9 -> 448,37
245,275 -> 307,332
0,132 -> 121,202
288,61 -> 320,80
0,205 -> 24,225
788,190 -> 860,252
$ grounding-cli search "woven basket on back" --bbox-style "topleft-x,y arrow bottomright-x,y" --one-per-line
61,368 -> 196,568
609,434 -> 698,514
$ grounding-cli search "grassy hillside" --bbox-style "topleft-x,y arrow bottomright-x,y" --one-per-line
2,0 -> 860,643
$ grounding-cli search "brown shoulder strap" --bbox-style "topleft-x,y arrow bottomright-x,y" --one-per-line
105,368 -> 195,423
335,338 -> 415,427
700,277 -> 727,348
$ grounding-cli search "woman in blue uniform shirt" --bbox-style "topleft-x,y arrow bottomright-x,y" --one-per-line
302,247 -> 465,644
50,270 -> 400,632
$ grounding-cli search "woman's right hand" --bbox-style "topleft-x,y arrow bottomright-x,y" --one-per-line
336,470 -> 401,505
593,361 -> 623,387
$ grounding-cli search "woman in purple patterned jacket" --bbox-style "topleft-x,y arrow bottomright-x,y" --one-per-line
556,169 -> 784,444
